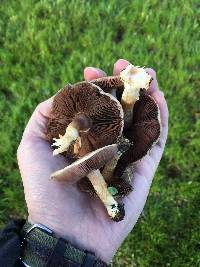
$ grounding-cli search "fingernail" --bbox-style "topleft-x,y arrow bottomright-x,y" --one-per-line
84,67 -> 106,76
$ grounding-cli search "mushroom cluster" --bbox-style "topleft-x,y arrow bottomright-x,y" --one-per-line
46,64 -> 161,222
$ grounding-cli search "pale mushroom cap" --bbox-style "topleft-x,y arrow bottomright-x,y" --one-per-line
51,144 -> 119,183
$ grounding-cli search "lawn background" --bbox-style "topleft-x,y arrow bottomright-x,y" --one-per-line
0,0 -> 199,266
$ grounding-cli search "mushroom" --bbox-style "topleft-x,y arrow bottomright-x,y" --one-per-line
120,64 -> 153,128
91,65 -> 153,129
47,81 -> 123,157
77,138 -> 133,198
52,144 -> 125,221
47,82 -> 125,221
51,144 -> 119,183
114,89 -> 161,178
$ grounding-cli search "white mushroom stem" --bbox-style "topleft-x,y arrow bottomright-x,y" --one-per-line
87,169 -> 120,219
120,64 -> 152,128
102,152 -> 122,182
52,113 -> 92,156
52,122 -> 79,155
102,138 -> 131,182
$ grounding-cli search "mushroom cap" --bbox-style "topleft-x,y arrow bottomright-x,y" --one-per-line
51,144 -> 119,183
114,89 -> 161,177
47,82 -> 123,157
91,76 -> 124,93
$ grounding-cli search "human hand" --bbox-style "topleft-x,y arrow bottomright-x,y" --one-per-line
17,59 -> 168,263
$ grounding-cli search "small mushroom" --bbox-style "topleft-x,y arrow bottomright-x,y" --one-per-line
91,65 -> 153,129
120,64 -> 153,128
51,144 -> 125,221
47,81 -> 123,157
51,144 -> 118,183
114,89 -> 161,178
77,138 -> 133,198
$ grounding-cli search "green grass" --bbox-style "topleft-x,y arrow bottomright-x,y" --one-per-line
0,0 -> 199,266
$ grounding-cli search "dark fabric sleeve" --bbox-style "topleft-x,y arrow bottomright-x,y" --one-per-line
0,220 -> 109,267
0,219 -> 25,267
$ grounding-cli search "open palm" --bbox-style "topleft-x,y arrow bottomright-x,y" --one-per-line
17,59 -> 168,263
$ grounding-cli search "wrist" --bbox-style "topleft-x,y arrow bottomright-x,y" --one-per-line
21,221 -> 110,266
27,215 -> 114,264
